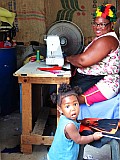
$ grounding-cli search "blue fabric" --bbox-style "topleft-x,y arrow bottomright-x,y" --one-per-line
47,115 -> 80,160
78,93 -> 120,120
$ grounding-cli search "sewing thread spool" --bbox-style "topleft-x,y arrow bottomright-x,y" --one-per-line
36,50 -> 40,62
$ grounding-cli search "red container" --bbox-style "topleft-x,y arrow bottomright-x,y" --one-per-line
0,41 -> 4,48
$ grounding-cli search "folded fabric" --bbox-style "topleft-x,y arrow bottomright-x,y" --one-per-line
78,93 -> 120,119
0,7 -> 15,27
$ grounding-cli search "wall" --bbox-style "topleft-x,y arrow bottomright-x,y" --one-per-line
45,0 -> 117,45
0,0 -> 119,45
0,0 -> 46,44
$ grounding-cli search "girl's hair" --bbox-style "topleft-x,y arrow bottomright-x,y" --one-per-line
51,83 -> 82,106
93,4 -> 117,22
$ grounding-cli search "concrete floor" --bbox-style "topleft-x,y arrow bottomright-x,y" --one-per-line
0,111 -> 112,160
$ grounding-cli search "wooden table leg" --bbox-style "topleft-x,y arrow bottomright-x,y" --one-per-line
57,84 -> 60,124
21,82 -> 32,153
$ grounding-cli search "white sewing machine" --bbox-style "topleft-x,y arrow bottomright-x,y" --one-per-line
44,35 -> 64,66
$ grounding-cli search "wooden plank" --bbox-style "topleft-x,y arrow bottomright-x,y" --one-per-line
18,76 -> 70,84
32,107 -> 50,135
21,144 -> 32,154
14,61 -> 71,78
22,82 -> 32,134
21,134 -> 54,145
57,84 -> 60,124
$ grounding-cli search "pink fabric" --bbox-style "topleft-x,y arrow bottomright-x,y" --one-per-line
83,85 -> 107,106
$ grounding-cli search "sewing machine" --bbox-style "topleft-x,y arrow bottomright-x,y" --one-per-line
45,35 -> 64,66
45,21 -> 84,66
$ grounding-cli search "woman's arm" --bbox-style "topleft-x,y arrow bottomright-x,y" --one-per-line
66,36 -> 118,68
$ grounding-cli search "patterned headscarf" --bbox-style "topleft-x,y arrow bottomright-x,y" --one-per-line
93,4 -> 117,22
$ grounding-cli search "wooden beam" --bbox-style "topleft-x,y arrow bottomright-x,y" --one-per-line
32,107 -> 50,135
22,82 -> 32,134
18,77 -> 70,84
21,134 -> 54,145
21,144 -> 32,154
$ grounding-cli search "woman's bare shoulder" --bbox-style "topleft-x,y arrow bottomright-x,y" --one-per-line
93,35 -> 119,50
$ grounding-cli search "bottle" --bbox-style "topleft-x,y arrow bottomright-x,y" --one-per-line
36,50 -> 40,62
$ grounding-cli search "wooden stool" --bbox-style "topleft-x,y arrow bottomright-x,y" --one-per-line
77,139 -> 120,160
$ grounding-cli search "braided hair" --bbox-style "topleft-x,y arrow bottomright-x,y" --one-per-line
51,83 -> 82,106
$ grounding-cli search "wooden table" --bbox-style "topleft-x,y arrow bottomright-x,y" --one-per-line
14,61 -> 71,153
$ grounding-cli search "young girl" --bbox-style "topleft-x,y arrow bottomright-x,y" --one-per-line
47,83 -> 102,160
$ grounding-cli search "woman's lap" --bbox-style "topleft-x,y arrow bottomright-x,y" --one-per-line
78,93 -> 120,119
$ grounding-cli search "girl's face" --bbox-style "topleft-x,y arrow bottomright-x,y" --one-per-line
58,95 -> 80,121
92,17 -> 112,37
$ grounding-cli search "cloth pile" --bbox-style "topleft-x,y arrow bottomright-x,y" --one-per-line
0,7 -> 15,27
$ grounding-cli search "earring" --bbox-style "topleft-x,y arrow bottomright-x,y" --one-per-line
111,26 -> 114,31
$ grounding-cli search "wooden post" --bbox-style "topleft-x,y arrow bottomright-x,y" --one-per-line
21,79 -> 32,153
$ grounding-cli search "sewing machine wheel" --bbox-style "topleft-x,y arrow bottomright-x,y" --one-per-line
47,20 -> 84,56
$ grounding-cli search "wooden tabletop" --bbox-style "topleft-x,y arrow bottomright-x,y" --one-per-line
14,61 -> 71,78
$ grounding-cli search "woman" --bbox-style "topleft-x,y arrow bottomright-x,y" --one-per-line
66,4 -> 119,106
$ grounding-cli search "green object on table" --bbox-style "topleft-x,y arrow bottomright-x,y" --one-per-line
36,50 -> 40,62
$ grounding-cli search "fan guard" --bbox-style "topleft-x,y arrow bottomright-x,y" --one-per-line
47,20 -> 84,56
